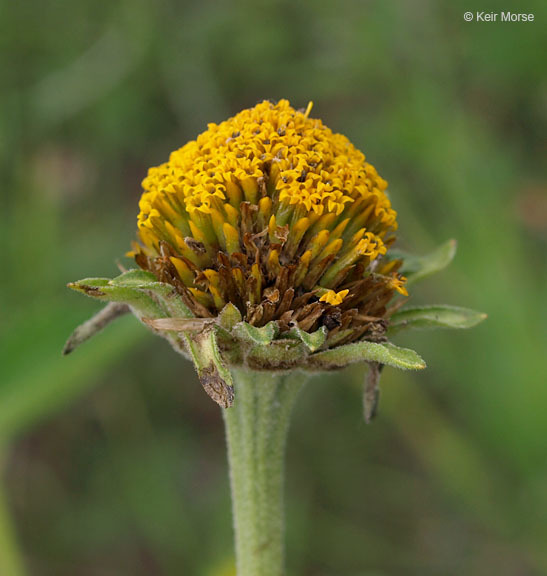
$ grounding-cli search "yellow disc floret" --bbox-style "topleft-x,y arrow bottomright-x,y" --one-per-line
133,99 -> 406,336
138,99 -> 396,246
319,289 -> 350,306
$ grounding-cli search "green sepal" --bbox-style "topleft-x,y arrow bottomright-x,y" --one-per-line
232,321 -> 279,345
218,303 -> 243,331
246,340 -> 308,370
308,341 -> 426,371
286,325 -> 327,352
68,270 -> 194,319
185,328 -> 235,408
108,269 -> 194,318
68,277 -> 166,318
325,328 -> 354,348
69,277 -> 111,288
394,239 -> 457,285
109,269 -> 158,286
388,305 -> 487,335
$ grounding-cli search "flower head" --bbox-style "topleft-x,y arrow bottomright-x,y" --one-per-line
67,100 -> 484,411
133,99 -> 406,342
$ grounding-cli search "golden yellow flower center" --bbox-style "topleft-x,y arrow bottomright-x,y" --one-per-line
137,99 -> 396,246
133,99 -> 406,332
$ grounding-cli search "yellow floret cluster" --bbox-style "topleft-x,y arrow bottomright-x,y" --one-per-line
138,100 -> 396,246
134,100 -> 406,318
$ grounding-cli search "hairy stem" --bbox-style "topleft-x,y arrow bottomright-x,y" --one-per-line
223,368 -> 307,576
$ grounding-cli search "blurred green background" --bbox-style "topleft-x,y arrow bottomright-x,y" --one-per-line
1,0 -> 546,574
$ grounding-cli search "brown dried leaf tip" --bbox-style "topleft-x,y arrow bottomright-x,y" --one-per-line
199,364 -> 235,409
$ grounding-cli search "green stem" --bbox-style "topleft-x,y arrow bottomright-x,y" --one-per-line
223,368 -> 307,576
0,446 -> 26,576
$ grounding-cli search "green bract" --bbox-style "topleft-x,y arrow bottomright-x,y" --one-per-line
66,240 -> 485,416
